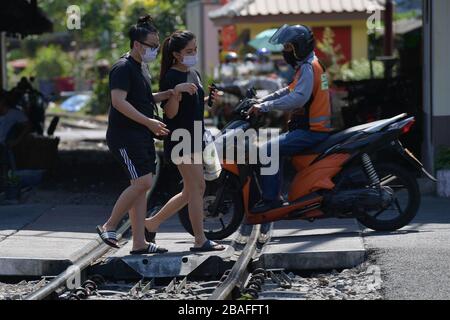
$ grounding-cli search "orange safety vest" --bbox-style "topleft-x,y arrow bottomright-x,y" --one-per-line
288,58 -> 332,133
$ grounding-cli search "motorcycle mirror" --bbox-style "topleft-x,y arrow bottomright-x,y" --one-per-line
246,87 -> 256,99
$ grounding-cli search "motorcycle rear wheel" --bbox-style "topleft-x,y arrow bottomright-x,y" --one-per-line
356,163 -> 421,232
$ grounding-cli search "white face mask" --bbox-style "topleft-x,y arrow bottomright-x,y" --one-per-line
182,54 -> 198,68
142,47 -> 159,63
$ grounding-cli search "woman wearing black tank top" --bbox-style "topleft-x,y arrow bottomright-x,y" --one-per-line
144,31 -> 225,252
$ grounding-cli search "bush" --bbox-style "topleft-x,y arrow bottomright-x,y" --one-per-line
436,148 -> 450,171
22,45 -> 74,80
339,59 -> 385,81
87,75 -> 110,115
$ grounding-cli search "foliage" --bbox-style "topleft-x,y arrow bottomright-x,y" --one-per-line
316,27 -> 385,82
436,148 -> 450,171
124,0 -> 189,39
316,27 -> 345,83
339,59 -> 385,81
86,75 -> 110,115
22,45 -> 74,80
13,0 -> 192,114
7,48 -> 26,61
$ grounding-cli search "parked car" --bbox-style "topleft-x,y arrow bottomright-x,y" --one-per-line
60,93 -> 92,113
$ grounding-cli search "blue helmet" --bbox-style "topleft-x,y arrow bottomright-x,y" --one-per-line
269,24 -> 315,61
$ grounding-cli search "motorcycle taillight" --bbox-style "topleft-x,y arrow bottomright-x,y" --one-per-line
402,119 -> 416,134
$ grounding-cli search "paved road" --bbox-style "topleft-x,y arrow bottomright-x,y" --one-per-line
363,196 -> 450,300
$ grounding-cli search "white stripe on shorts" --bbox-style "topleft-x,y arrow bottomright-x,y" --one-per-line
119,148 -> 138,179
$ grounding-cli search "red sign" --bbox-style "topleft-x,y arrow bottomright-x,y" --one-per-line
221,25 -> 238,52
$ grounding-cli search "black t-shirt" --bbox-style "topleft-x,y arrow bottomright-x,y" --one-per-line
160,68 -> 205,155
107,54 -> 156,145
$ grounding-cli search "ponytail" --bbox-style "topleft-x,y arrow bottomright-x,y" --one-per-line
159,37 -> 173,89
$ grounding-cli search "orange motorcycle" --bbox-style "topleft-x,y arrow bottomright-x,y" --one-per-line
178,91 -> 436,240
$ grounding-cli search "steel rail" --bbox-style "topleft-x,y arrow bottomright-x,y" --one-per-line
208,224 -> 261,300
25,220 -> 130,300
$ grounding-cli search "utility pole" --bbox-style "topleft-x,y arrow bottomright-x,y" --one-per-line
383,0 -> 395,78
0,32 -> 7,90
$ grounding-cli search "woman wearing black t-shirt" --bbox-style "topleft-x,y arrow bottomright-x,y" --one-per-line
96,16 -> 194,255
144,31 -> 225,252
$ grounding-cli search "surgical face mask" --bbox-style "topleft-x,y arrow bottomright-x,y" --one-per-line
142,47 -> 159,63
182,54 -> 198,68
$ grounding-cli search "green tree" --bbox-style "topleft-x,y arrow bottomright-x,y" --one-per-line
22,45 -> 73,80
31,0 -> 192,113
123,0 -> 189,39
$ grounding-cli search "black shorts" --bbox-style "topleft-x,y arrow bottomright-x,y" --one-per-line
108,141 -> 156,180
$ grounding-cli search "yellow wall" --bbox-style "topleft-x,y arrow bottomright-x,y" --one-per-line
236,20 -> 368,60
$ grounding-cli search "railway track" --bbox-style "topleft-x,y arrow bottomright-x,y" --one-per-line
209,224 -> 261,300
25,219 -> 131,300
22,222 -> 266,301
19,151 -> 277,301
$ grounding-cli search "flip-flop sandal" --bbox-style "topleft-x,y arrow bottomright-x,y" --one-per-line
130,243 -> 168,255
190,240 -> 226,252
96,225 -> 120,249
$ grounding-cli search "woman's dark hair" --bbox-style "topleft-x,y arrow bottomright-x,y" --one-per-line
128,15 -> 158,49
160,30 -> 196,88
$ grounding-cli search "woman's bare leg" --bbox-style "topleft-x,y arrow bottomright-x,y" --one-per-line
145,163 -> 207,247
145,189 -> 189,232
102,173 -> 153,246
178,163 -> 207,247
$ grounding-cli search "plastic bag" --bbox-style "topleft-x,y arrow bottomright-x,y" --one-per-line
203,130 -> 222,181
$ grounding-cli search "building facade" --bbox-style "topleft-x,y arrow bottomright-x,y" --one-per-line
209,0 -> 385,64
423,0 -> 450,172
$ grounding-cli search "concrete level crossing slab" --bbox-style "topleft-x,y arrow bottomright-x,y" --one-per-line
0,203 -> 367,278
103,215 -> 237,279
0,205 -> 51,237
0,205 -> 112,276
258,219 -> 366,271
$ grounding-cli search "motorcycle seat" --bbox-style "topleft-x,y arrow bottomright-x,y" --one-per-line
300,129 -> 360,155
300,114 -> 408,155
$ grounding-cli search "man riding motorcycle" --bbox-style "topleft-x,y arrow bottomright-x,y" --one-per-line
248,24 -> 333,213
